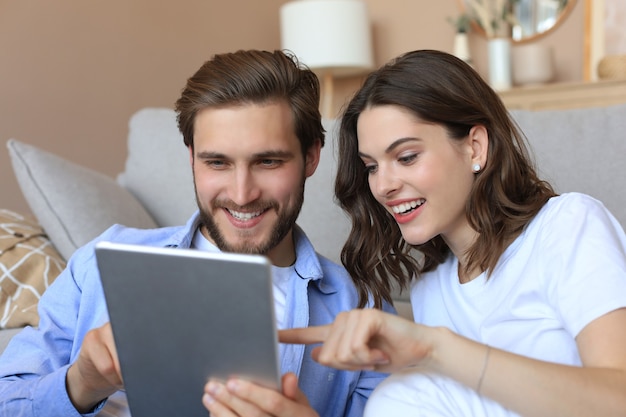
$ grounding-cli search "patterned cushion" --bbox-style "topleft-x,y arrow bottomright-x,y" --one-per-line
0,209 -> 66,328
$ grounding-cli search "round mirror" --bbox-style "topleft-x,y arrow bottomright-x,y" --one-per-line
458,0 -> 576,43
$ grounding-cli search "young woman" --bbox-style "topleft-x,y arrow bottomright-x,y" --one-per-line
280,50 -> 626,416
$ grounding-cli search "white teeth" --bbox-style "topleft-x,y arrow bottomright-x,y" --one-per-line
228,209 -> 262,220
392,199 -> 424,214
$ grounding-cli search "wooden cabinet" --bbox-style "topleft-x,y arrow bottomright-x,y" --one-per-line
498,79 -> 626,110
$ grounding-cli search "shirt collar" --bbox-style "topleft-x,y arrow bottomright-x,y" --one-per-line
162,212 -> 338,295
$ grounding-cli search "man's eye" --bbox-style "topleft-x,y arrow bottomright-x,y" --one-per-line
260,159 -> 282,167
205,160 -> 226,168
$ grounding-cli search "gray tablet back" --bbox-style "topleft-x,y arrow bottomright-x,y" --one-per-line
95,241 -> 281,417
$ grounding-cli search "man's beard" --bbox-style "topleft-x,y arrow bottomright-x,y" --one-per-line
195,181 -> 305,255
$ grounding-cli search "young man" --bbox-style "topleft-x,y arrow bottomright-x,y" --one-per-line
0,50 -> 395,417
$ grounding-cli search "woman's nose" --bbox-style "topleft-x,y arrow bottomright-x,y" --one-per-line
372,165 -> 400,197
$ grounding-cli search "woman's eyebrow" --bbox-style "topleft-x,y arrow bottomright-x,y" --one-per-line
358,137 -> 421,159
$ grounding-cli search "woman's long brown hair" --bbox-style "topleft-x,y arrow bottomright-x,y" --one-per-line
336,50 -> 556,308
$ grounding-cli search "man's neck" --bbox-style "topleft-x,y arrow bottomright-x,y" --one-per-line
197,226 -> 296,267
265,229 -> 296,267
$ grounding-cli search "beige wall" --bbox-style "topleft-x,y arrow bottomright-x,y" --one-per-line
0,0 -> 586,215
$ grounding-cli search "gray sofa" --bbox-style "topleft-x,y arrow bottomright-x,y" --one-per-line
2,102 -> 625,354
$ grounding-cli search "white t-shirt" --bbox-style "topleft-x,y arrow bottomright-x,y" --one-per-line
412,192 -> 626,363
191,230 -> 294,330
364,193 -> 626,417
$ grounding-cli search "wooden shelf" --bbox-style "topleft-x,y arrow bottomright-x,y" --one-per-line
499,78 -> 626,110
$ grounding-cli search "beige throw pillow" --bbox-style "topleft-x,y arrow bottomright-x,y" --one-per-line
0,209 -> 66,328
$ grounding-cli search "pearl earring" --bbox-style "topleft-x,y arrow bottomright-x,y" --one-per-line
472,163 -> 481,173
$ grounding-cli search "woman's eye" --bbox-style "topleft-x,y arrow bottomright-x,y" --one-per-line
398,153 -> 418,164
365,164 -> 378,175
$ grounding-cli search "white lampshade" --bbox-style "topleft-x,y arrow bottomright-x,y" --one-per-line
280,0 -> 374,77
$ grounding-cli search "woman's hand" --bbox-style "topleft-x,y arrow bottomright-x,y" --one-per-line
280,309 -> 433,373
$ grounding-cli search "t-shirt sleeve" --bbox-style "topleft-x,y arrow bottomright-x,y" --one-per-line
540,193 -> 626,337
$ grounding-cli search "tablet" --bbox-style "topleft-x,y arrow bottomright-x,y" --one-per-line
95,241 -> 281,417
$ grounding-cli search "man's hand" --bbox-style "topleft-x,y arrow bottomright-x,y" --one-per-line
66,322 -> 123,413
202,372 -> 319,417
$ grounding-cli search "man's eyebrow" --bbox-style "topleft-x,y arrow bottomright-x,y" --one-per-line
358,137 -> 421,159
196,150 -> 225,159
195,150 -> 295,159
252,150 -> 295,159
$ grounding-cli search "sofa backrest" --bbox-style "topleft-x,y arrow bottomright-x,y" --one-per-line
117,108 -> 197,227
117,108 -> 351,264
7,103 -> 623,317
118,104 -> 626,269
510,103 -> 626,228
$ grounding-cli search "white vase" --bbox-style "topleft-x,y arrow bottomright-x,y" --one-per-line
488,38 -> 512,91
512,44 -> 554,86
453,32 -> 472,67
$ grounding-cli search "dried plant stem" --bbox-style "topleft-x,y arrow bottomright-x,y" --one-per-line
466,0 -> 513,38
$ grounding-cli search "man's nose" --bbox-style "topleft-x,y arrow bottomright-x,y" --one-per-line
230,168 -> 261,205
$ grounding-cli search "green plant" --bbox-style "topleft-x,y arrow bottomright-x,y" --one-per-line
447,13 -> 471,33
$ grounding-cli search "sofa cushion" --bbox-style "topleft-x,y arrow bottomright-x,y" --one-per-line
7,139 -> 158,260
510,102 -> 626,228
0,327 -> 22,354
0,209 -> 65,328
298,119 -> 352,265
117,108 -> 197,227
116,109 -> 354,265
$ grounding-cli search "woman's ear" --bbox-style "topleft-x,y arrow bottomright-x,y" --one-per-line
468,125 -> 488,171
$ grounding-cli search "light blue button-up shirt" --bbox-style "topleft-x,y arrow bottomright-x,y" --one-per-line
0,212 -> 395,417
